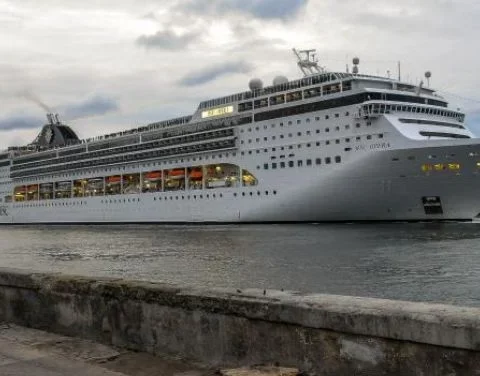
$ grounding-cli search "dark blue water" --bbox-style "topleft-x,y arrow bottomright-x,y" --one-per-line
1,223 -> 480,306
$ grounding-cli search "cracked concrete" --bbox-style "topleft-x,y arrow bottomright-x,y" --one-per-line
0,324 -> 213,376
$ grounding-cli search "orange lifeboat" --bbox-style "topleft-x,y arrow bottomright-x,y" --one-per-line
168,169 -> 185,177
144,171 -> 162,181
27,184 -> 38,192
106,175 -> 122,184
14,186 -> 26,193
189,170 -> 203,179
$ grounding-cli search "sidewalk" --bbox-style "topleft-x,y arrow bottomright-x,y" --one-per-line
0,323 -> 212,376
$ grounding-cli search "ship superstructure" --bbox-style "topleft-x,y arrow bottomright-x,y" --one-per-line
0,50 -> 479,223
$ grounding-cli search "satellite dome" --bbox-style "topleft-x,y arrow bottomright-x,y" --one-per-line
425,71 -> 432,78
353,57 -> 360,65
249,78 -> 263,91
273,75 -> 288,86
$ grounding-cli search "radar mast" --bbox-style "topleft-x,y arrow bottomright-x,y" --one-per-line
292,48 -> 325,76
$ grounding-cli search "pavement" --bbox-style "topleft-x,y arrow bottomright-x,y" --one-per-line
0,323 -> 213,376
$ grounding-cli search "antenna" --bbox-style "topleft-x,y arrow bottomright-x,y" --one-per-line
292,48 -> 324,76
425,71 -> 432,87
398,61 -> 401,81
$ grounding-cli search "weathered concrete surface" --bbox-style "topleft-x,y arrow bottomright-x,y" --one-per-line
1,267 -> 480,375
0,323 -> 213,376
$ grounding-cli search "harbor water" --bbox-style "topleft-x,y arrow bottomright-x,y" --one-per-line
1,222 -> 480,306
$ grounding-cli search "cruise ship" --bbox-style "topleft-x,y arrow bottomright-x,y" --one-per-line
0,49 -> 478,224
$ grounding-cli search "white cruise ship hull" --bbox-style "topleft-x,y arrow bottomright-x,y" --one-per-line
3,142 -> 480,224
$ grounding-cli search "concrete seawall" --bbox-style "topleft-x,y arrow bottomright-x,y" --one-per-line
0,268 -> 479,375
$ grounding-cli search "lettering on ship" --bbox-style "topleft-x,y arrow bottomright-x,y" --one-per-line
201,105 -> 234,119
0,206 -> 8,216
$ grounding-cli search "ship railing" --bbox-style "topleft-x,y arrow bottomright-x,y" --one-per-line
354,101 -> 465,122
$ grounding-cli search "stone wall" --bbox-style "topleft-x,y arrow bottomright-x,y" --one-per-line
0,267 -> 479,375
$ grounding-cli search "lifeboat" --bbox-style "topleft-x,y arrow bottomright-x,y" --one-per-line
27,185 -> 38,192
144,171 -> 162,181
106,175 -> 122,184
168,169 -> 185,178
189,170 -> 203,179
14,186 -> 26,193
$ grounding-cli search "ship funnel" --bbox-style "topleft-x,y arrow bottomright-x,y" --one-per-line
46,113 -> 54,125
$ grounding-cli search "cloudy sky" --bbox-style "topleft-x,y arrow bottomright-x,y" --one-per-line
0,0 -> 479,148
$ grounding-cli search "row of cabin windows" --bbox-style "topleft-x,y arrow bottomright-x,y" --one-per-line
240,112 -> 353,133
264,156 -> 342,170
241,131 -> 382,144
240,133 -> 384,151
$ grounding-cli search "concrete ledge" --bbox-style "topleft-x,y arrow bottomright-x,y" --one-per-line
0,267 -> 479,375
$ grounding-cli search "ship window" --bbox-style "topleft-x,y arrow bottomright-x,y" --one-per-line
280,162 -> 285,168
325,115 -> 329,120
335,156 -> 341,163
315,117 -> 320,121
297,132 -> 302,136
356,136 -> 361,141
316,158 -> 321,165
367,135 -> 372,140
306,118 -> 310,123
298,160 -> 303,167
345,111 -> 350,116
264,137 -> 267,141
378,134 -> 384,138
264,164 -> 268,169
345,125 -> 350,130
335,140 -> 340,144
335,114 -> 339,118
306,159 -> 312,166
345,147 -> 352,152
297,120 -> 301,124
316,141 -> 320,146
335,126 -> 340,131
326,157 -> 331,164
288,121 -> 292,125
345,138 -> 350,142
316,130 -> 320,134
325,128 -> 330,132
326,141 -> 330,145
356,123 -> 360,128
272,163 -> 277,169
288,161 -> 294,168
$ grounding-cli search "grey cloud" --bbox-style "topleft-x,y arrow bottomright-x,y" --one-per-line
231,0 -> 308,20
0,115 -> 44,131
136,30 -> 198,50
62,95 -> 118,120
177,0 -> 308,20
178,61 -> 253,86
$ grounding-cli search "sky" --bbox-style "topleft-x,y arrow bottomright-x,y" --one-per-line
0,0 -> 479,148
